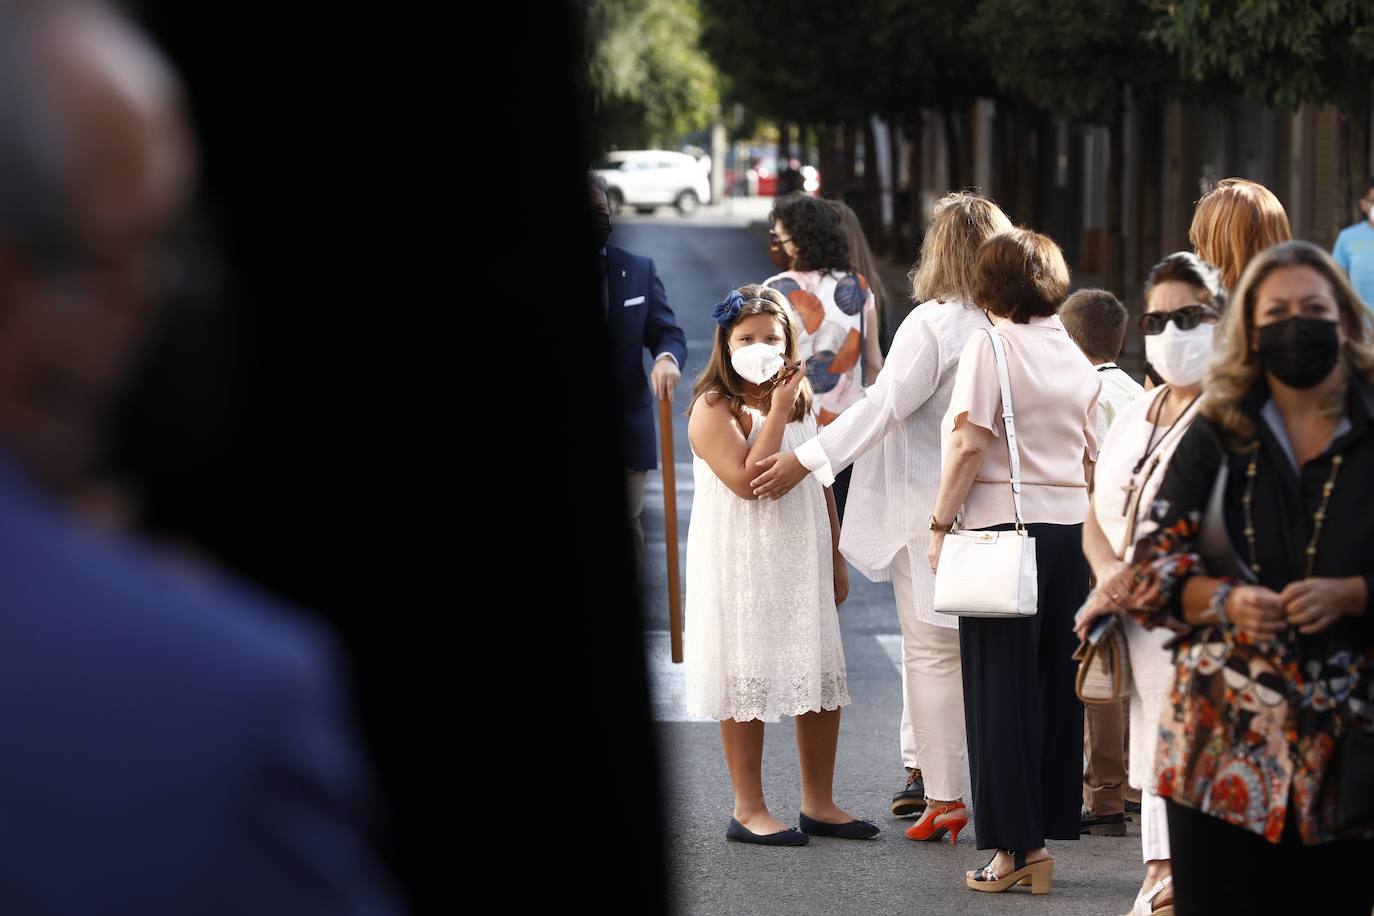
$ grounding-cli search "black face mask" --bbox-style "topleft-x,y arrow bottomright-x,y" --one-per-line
1256,316 -> 1341,389
592,211 -> 612,250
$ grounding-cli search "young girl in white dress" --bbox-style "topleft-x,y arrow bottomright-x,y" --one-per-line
684,284 -> 876,845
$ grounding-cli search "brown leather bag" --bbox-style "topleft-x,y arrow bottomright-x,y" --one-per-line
1073,613 -> 1132,705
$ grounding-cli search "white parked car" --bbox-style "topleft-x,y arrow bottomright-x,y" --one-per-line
592,150 -> 711,215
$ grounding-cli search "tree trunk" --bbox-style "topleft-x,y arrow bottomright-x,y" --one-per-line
1134,100 -> 1163,302
942,105 -> 963,191
1103,110 -> 1125,297
778,121 -> 792,169
863,115 -> 881,250
1338,73 -> 1371,241
998,103 -> 1016,222
908,112 -> 925,263
1011,102 -> 1033,225
843,121 -> 858,203
1033,110 -> 1056,233
819,123 -> 840,199
1338,110 -> 1352,244
888,116 -> 903,257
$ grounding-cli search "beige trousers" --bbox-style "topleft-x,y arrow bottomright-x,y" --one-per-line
891,549 -> 968,801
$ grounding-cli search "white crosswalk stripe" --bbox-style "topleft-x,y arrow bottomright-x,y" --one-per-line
644,630 -> 715,722
874,634 -> 904,676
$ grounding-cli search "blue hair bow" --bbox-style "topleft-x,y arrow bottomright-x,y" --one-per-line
712,290 -> 747,328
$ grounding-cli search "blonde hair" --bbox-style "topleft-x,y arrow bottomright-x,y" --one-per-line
909,191 -> 1012,304
1203,240 -> 1374,441
1189,178 -> 1292,292
687,284 -> 813,422
827,199 -> 887,316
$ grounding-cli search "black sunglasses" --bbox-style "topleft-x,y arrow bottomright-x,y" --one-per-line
769,231 -> 793,246
1138,304 -> 1220,335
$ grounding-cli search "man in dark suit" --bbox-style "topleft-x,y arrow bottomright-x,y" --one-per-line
0,4 -> 400,912
591,176 -> 688,565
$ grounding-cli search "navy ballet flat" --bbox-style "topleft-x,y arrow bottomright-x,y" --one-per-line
725,818 -> 810,846
798,811 -> 880,839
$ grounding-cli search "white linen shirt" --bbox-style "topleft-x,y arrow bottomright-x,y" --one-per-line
795,298 -> 994,629
1094,362 -> 1145,445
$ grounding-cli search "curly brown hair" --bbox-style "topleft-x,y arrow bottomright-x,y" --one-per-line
770,192 -> 850,273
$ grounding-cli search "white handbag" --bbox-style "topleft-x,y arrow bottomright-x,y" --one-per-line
932,328 -> 1039,618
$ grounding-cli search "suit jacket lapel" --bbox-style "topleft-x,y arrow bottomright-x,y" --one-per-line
606,247 -> 630,325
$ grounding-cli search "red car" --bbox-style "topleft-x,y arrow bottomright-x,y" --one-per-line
727,156 -> 821,197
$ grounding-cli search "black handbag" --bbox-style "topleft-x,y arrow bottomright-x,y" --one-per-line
1196,460 -> 1255,583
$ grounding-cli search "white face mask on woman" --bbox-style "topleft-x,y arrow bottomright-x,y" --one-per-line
730,342 -> 785,385
1144,322 -> 1214,387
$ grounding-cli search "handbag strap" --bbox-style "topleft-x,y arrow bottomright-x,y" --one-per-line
984,328 -> 1025,532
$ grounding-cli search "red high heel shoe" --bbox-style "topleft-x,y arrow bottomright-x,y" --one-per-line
904,801 -> 968,844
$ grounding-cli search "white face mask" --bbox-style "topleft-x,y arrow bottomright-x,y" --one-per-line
730,342 -> 785,385
1144,322 -> 1214,387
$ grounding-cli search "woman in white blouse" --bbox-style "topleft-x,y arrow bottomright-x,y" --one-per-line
750,192 -> 1012,832
1072,252 -> 1225,916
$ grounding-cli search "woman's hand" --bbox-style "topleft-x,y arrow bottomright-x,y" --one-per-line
1072,561 -> 1136,641
1280,577 -> 1367,635
1225,585 -> 1287,640
751,451 -> 807,500
1073,586 -> 1127,642
771,358 -> 806,412
834,553 -> 849,605
927,530 -> 945,574
1093,560 -> 1133,601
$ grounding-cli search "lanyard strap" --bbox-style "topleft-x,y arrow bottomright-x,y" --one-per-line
985,328 -> 1025,533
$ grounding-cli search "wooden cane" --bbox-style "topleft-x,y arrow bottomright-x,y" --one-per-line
659,396 -> 683,663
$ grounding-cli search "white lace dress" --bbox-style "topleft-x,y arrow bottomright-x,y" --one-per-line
684,405 -> 851,722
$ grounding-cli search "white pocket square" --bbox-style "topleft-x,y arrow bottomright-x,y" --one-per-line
623,295 -> 645,307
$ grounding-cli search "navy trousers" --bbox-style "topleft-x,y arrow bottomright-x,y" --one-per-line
958,522 -> 1088,851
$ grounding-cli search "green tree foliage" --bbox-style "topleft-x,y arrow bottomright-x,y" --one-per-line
1158,0 -> 1374,230
700,0 -> 993,129
587,0 -> 720,148
968,0 -> 1168,124
866,0 -> 994,117
699,0 -> 865,132
1159,0 -> 1374,110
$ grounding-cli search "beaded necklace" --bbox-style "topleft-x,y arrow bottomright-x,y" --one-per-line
1240,443 -> 1344,578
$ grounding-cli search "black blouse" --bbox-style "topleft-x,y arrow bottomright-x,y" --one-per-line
1130,375 -> 1374,844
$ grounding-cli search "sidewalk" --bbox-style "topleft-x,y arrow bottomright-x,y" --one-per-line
614,194 -> 774,229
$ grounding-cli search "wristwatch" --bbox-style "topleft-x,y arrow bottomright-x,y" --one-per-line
929,515 -> 955,533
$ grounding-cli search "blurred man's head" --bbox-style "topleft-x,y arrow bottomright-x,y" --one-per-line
0,0 -> 194,494
588,172 -> 610,250
1360,177 -> 1374,223
588,173 -> 609,213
